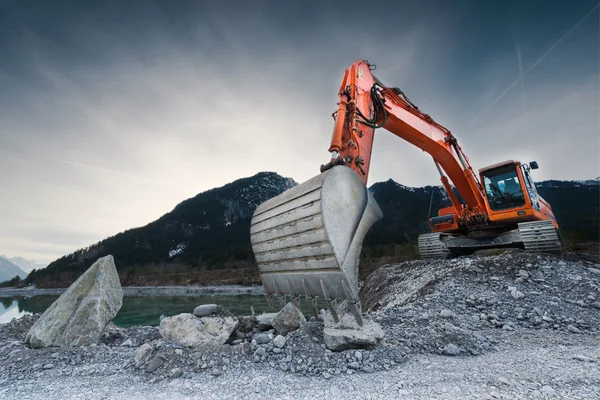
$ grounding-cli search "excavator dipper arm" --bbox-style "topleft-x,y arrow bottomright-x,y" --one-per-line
325,60 -> 488,227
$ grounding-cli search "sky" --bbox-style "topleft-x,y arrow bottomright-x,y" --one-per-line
0,0 -> 598,263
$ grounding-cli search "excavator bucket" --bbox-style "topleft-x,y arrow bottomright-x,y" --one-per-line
250,166 -> 383,326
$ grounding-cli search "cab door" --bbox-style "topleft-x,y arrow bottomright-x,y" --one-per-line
521,165 -> 540,212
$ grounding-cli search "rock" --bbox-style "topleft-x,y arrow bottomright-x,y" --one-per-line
120,339 -> 133,347
354,351 -> 363,361
272,303 -> 306,336
518,270 -> 530,278
273,335 -> 286,349
442,344 -> 460,356
254,333 -> 272,345
592,302 -> 600,310
572,355 -> 594,362
440,309 -> 455,319
134,343 -> 153,363
510,289 -> 524,299
25,255 -> 123,348
322,306 -> 384,351
256,313 -> 278,331
254,347 -> 266,358
211,368 -> 222,376
146,355 -> 164,373
43,363 -> 54,369
348,362 -> 360,369
567,325 -> 581,334
192,304 -> 219,317
159,313 -> 238,347
540,385 -> 555,396
169,368 -> 183,379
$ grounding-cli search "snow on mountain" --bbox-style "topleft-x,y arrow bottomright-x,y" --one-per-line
0,257 -> 28,282
0,256 -> 48,273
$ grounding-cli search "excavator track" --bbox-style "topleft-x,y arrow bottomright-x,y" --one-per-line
518,220 -> 562,253
418,233 -> 450,259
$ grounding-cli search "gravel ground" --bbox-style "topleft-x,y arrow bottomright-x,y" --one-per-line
1,249 -> 599,399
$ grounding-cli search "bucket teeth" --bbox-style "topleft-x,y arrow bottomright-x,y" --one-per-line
348,300 -> 363,327
307,296 -> 319,319
327,298 -> 340,323
264,293 -> 274,309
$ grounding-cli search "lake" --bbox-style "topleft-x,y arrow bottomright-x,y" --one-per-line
0,294 -> 321,327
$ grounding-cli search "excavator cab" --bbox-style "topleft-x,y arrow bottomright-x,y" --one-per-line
481,162 -> 527,212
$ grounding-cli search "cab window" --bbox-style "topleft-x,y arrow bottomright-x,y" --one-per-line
482,165 -> 526,211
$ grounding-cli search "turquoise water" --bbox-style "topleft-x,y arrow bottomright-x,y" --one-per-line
0,294 -> 276,327
0,294 -> 324,327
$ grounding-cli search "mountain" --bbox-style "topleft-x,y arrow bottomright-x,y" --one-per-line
0,257 -> 28,282
25,173 -> 599,288
27,172 -> 297,287
0,256 -> 47,273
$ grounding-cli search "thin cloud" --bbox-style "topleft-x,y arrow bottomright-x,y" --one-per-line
469,2 -> 600,126
43,157 -> 193,192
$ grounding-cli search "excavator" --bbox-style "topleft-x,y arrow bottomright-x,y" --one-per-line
250,60 -> 561,326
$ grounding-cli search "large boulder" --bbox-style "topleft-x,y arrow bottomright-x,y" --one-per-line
25,255 -> 123,348
272,302 -> 306,336
159,313 -> 238,347
322,302 -> 384,351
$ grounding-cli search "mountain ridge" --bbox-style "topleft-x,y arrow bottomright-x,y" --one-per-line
22,172 -> 599,288
0,256 -> 47,273
0,257 -> 28,282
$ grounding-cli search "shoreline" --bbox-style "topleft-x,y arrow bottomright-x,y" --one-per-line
0,284 -> 264,298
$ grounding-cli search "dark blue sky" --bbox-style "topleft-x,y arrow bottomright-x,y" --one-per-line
0,0 -> 598,261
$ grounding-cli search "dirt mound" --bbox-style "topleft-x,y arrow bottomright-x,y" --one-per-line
361,250 -> 600,356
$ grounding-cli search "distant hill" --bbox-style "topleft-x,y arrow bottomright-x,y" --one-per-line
0,256 -> 47,273
25,172 -> 599,288
0,257 -> 28,282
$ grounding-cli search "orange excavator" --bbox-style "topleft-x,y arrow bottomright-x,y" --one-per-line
250,60 -> 561,325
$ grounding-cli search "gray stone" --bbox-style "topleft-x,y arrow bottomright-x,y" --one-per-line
273,335 -> 286,348
510,289 -> 524,299
518,270 -> 530,278
567,325 -> 581,334
272,303 -> 306,336
442,344 -> 460,356
146,356 -> 164,373
322,306 -> 384,351
256,313 -> 278,331
254,333 -> 272,345
592,302 -> 600,310
211,368 -> 222,376
25,255 -> 123,348
134,343 -> 153,363
572,355 -> 594,362
254,347 -> 266,358
169,368 -> 183,379
540,385 -> 555,396
354,351 -> 363,361
43,364 -> 54,369
159,313 -> 238,347
440,309 -> 455,319
273,347 -> 282,354
120,339 -> 133,347
349,362 -> 360,369
192,304 -> 219,317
